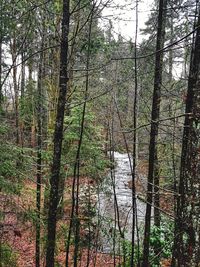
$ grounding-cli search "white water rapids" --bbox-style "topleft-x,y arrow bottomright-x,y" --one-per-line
97,152 -> 146,253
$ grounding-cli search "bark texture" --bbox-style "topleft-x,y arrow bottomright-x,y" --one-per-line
46,1 -> 70,266
142,0 -> 167,265
172,6 -> 200,266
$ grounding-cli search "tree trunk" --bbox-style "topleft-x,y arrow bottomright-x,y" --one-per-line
0,0 -> 3,112
36,13 -> 46,266
11,37 -> 20,146
131,1 -> 138,265
168,14 -> 173,83
142,0 -> 167,265
19,51 -> 25,150
21,52 -> 25,99
172,6 -> 200,266
57,5 -> 80,219
0,35 -> 2,111
45,0 -> 70,266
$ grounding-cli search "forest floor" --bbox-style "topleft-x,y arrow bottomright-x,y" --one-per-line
1,160 -> 173,266
1,180 -> 121,267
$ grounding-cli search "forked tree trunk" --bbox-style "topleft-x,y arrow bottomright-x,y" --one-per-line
45,0 -> 70,266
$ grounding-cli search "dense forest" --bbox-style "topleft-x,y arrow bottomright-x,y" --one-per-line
0,0 -> 200,266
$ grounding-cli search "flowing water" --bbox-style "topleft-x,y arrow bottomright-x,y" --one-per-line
97,152 -> 146,253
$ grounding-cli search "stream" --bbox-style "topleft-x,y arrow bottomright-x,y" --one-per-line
97,152 -> 146,253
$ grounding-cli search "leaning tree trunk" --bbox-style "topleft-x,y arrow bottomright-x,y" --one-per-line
142,0 -> 167,265
172,5 -> 200,267
45,1 -> 70,266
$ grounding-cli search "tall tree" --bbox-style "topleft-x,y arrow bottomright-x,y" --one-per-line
142,0 -> 167,265
36,7 -> 46,267
45,0 -> 70,266
131,0 -> 139,265
172,4 -> 200,266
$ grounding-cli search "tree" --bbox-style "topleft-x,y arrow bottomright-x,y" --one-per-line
172,4 -> 200,266
142,0 -> 167,265
35,7 -> 47,267
45,0 -> 70,266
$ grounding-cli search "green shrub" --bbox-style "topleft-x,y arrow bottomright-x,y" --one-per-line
0,243 -> 18,267
149,221 -> 173,266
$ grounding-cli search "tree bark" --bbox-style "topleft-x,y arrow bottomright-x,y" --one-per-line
45,0 -> 70,266
172,5 -> 200,266
0,0 -> 3,112
131,0 -> 139,265
11,37 -> 20,146
36,12 -> 46,266
0,35 -> 2,111
21,52 -> 25,99
142,0 -> 167,265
